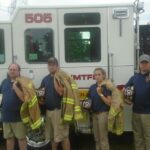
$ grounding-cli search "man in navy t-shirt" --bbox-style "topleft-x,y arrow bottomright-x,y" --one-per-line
125,54 -> 150,150
0,63 -> 27,150
40,57 -> 70,150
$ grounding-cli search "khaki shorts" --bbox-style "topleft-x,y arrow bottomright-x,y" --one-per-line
3,122 -> 26,139
45,109 -> 69,142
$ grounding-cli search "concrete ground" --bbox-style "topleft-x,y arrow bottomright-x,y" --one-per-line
0,132 -> 134,150
70,132 -> 134,150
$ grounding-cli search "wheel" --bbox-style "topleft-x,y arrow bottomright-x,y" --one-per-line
27,137 -> 50,150
26,116 -> 50,149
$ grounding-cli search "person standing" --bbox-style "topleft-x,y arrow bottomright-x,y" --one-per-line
88,68 -> 112,150
40,57 -> 70,150
0,63 -> 27,150
125,54 -> 150,150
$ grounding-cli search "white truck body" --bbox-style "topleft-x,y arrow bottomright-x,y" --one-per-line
0,2 -> 135,131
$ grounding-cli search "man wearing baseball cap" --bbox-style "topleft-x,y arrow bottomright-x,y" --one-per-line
139,54 -> 150,63
125,54 -> 150,150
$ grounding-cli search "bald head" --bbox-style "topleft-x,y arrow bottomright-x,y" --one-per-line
8,63 -> 21,80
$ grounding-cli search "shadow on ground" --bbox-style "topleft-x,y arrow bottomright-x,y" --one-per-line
0,132 -> 134,150
69,131 -> 134,150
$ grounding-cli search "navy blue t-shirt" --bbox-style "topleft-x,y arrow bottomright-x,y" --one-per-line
40,74 -> 62,110
89,83 -> 111,112
126,73 -> 150,114
0,78 -> 23,122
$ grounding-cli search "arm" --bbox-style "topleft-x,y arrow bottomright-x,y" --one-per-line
122,87 -> 133,105
125,76 -> 134,87
99,94 -> 112,106
39,79 -> 46,96
97,86 -> 112,106
39,79 -> 45,89
123,76 -> 134,105
36,80 -> 46,105
124,98 -> 133,105
12,81 -> 24,102
38,79 -> 46,95
54,79 -> 64,96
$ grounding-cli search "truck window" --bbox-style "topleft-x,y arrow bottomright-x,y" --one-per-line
0,29 -> 5,64
65,27 -> 101,62
64,13 -> 100,25
140,25 -> 150,55
25,28 -> 53,63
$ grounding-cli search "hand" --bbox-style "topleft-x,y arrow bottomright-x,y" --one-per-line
124,99 -> 133,105
36,88 -> 45,97
97,86 -> 102,94
82,101 -> 91,109
12,81 -> 18,90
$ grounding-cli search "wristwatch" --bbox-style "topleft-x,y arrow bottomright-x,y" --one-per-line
100,94 -> 104,97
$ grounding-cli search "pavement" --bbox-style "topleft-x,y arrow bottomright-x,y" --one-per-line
0,132 -> 134,150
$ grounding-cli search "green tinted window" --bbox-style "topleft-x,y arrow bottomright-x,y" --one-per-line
65,28 -> 101,62
25,28 -> 53,63
140,25 -> 150,55
0,29 -> 5,64
64,13 -> 100,25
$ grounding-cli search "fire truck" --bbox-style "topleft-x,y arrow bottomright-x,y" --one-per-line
0,0 -> 146,148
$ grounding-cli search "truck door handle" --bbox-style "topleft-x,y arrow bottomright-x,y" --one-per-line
109,53 -> 114,82
13,55 -> 18,63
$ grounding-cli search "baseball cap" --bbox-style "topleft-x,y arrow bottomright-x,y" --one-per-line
48,57 -> 59,65
139,54 -> 150,63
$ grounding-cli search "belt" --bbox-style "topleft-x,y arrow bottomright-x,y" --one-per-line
93,111 -> 101,115
93,111 -> 107,115
47,108 -> 61,111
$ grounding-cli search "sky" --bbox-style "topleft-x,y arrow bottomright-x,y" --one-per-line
0,0 -> 150,24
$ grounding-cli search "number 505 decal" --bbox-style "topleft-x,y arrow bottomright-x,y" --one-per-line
25,13 -> 52,23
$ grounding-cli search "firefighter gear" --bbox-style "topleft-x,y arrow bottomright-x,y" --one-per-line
16,76 -> 42,130
101,79 -> 124,135
54,69 -> 83,123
